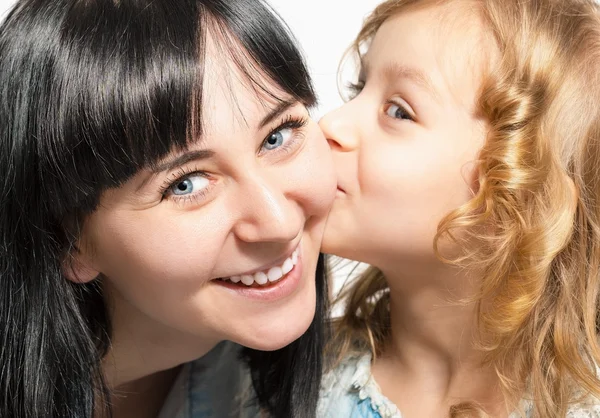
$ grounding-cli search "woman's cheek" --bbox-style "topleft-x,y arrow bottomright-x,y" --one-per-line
302,131 -> 337,212
95,208 -> 228,284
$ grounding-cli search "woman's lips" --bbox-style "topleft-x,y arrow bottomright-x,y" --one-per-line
212,247 -> 304,302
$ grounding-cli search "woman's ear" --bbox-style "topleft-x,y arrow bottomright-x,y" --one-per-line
62,249 -> 99,284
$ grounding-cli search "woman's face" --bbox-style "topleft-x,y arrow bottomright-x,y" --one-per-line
77,50 -> 336,352
320,5 -> 489,270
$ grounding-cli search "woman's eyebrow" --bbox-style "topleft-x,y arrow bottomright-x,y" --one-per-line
142,98 -> 298,183
135,149 -> 215,193
151,149 -> 215,173
143,99 -> 299,181
258,99 -> 297,129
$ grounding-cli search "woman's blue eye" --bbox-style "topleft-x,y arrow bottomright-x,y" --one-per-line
263,127 -> 293,151
170,173 -> 209,196
386,103 -> 412,120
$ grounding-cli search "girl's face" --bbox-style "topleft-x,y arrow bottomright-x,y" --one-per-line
321,4 -> 490,270
76,50 -> 336,352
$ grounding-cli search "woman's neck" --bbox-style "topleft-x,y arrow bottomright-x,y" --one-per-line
102,322 -> 214,389
100,285 -> 218,417
104,366 -> 182,418
102,282 -> 217,388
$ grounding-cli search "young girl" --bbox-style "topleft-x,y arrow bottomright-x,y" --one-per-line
0,0 -> 335,417
319,0 -> 600,416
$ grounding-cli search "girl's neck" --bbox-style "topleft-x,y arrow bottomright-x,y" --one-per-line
371,264 -> 508,416
381,264 -> 481,368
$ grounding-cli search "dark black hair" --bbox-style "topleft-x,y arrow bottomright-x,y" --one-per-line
0,0 -> 326,417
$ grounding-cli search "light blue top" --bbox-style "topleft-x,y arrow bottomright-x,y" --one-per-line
158,341 -> 260,418
317,353 -> 600,418
317,354 -> 400,418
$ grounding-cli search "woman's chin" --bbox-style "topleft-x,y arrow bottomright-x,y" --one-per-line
234,307 -> 316,351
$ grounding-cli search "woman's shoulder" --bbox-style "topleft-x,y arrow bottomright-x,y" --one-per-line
317,352 -> 401,418
159,341 -> 259,418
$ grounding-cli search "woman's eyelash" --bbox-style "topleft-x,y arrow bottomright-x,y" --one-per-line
158,166 -> 205,198
264,114 -> 308,142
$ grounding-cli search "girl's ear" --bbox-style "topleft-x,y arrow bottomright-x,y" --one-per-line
462,159 -> 481,197
62,249 -> 99,284
567,175 -> 578,207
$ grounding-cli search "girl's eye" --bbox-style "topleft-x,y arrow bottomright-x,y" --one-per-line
263,127 -> 293,151
169,173 -> 210,196
385,102 -> 413,121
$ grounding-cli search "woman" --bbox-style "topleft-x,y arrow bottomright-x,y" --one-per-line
0,0 -> 336,417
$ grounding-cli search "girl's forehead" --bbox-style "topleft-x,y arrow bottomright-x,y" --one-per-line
366,4 -> 493,108
372,3 -> 488,60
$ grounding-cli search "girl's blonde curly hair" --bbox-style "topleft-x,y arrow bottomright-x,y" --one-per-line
330,0 -> 600,416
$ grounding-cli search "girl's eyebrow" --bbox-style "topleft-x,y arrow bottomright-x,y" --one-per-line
362,57 -> 441,102
382,62 -> 440,101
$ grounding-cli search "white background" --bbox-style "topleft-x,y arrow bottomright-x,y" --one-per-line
0,0 -> 10,23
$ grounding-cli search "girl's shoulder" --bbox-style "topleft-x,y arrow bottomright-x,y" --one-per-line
318,353 -> 600,418
512,397 -> 600,418
555,363 -> 600,418
317,352 -> 400,418
517,395 -> 600,418
564,400 -> 600,418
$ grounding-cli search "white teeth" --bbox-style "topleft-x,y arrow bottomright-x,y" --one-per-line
254,271 -> 268,285
267,266 -> 283,282
223,246 -> 300,287
282,258 -> 293,275
241,275 -> 254,286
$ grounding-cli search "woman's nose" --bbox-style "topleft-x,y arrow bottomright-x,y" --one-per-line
233,176 -> 301,244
